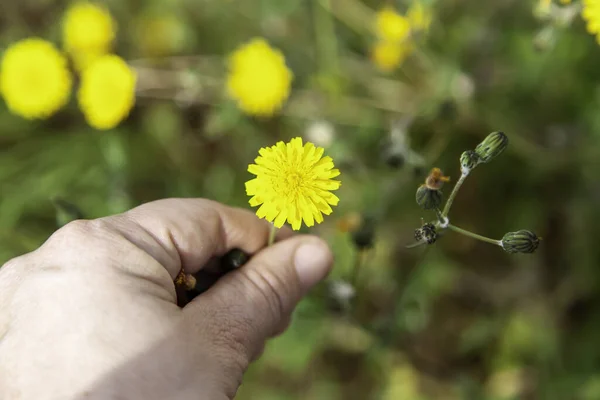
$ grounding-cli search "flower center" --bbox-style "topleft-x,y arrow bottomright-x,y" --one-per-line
275,171 -> 308,200
284,172 -> 303,191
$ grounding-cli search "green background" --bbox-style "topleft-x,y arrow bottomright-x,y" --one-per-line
1,0 -> 600,398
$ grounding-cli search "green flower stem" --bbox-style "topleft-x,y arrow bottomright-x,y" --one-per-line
405,239 -> 429,249
435,208 -> 448,227
314,0 -> 340,77
442,171 -> 468,218
350,249 -> 367,287
447,224 -> 502,246
267,223 -> 278,247
319,0 -> 373,35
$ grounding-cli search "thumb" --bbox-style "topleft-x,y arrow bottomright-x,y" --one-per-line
183,235 -> 333,365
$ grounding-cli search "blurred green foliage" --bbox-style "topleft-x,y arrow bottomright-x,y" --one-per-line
1,0 -> 600,398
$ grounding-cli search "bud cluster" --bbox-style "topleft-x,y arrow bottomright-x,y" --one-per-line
460,131 -> 509,175
411,131 -> 541,254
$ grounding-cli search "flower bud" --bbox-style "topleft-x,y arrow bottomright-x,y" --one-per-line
351,215 -> 376,250
437,99 -> 457,121
501,230 -> 540,254
220,248 -> 250,272
460,150 -> 480,174
414,223 -> 437,244
416,185 -> 443,210
183,248 -> 251,303
475,131 -> 509,163
384,151 -> 405,169
425,167 -> 450,190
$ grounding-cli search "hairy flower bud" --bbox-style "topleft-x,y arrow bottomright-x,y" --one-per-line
501,230 -> 540,254
475,131 -> 509,163
414,223 -> 437,244
460,150 -> 480,174
416,185 -> 443,210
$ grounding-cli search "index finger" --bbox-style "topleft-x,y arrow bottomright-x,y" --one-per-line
105,198 -> 293,279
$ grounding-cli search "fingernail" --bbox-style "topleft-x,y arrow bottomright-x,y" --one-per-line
294,240 -> 333,292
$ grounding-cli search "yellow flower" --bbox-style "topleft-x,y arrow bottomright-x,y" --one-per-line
227,38 -> 293,117
583,0 -> 600,41
62,1 -> 115,52
77,55 -> 136,130
245,137 -> 341,230
62,2 -> 115,69
0,38 -> 72,119
375,6 -> 410,43
71,49 -> 106,72
371,40 -> 413,72
407,2 -> 432,32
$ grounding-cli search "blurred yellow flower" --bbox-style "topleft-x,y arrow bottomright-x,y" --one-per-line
371,40 -> 413,72
62,2 -> 115,69
245,137 -> 341,231
227,38 -> 293,116
77,55 -> 136,130
583,0 -> 600,42
71,50 -> 107,72
375,6 -> 410,43
0,38 -> 72,119
407,2 -> 432,32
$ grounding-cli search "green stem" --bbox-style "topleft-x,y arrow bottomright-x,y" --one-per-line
442,171 -> 468,218
350,249 -> 366,287
321,0 -> 373,35
314,0 -> 340,78
267,223 -> 278,246
434,208 -> 448,227
447,224 -> 502,246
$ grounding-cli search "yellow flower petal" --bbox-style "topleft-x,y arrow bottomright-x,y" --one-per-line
375,7 -> 410,42
77,55 -> 136,130
245,137 -> 341,230
62,2 -> 115,71
0,38 -> 72,119
227,38 -> 293,117
371,40 -> 413,72
582,1 -> 600,36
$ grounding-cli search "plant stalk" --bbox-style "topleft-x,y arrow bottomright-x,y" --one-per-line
442,171 -> 468,218
350,249 -> 367,287
447,224 -> 502,246
435,208 -> 448,227
314,0 -> 340,73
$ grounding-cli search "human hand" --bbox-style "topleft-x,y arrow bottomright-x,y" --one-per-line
0,199 -> 333,400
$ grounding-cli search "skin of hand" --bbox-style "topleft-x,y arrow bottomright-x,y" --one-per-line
0,199 -> 333,400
